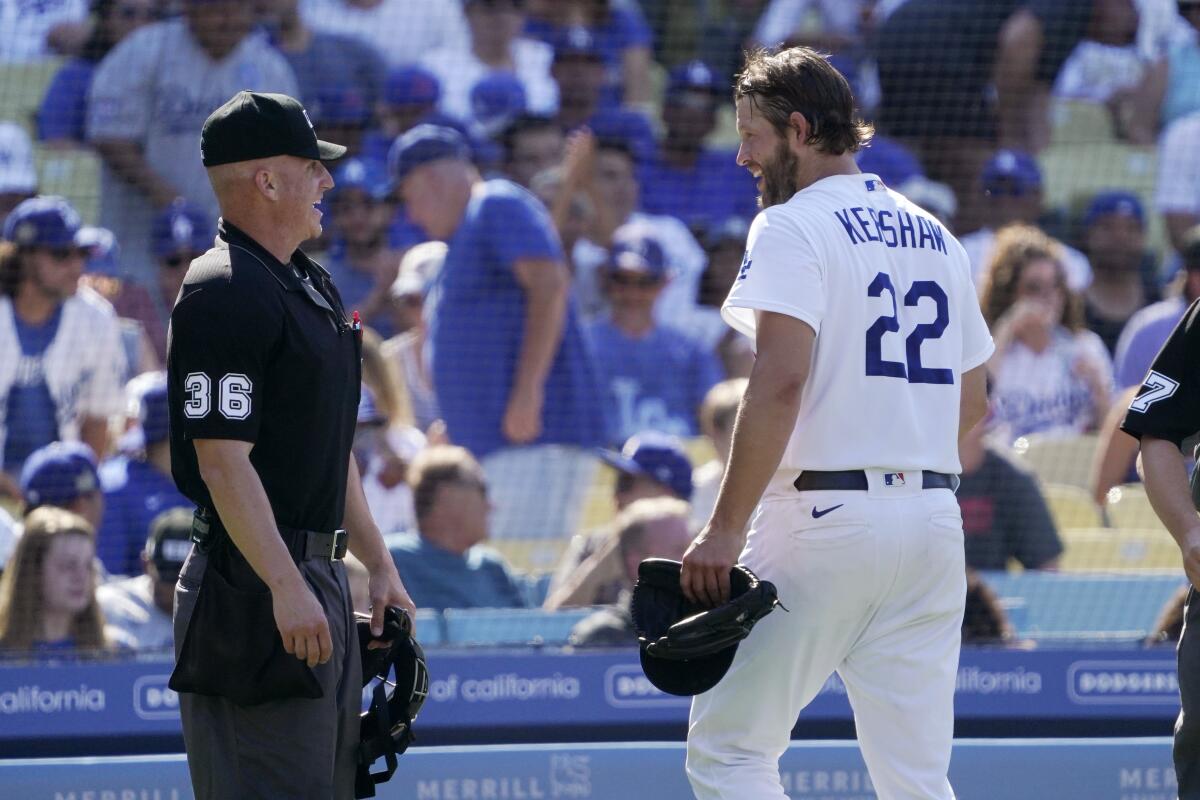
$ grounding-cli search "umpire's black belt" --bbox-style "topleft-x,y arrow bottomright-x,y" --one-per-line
194,508 -> 347,561
793,470 -> 957,492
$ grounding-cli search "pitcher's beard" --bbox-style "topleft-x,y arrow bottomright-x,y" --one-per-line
759,140 -> 800,209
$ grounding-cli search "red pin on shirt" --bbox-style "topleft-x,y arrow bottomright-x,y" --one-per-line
351,310 -> 362,331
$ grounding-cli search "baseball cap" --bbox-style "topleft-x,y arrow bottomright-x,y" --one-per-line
330,157 -> 392,203
470,72 -> 528,136
590,108 -> 656,164
151,199 -> 213,260
855,136 -> 922,187
144,507 -> 194,583
0,122 -> 36,195
382,66 -> 441,108
552,25 -> 603,63
200,91 -> 346,168
76,226 -> 120,275
117,371 -> 169,453
1082,190 -> 1145,229
391,240 -> 448,298
599,432 -> 694,501
665,61 -> 722,102
981,149 -> 1041,196
607,227 -> 668,278
388,124 -> 471,186
20,442 -> 100,510
2,195 -> 84,248
312,85 -> 372,127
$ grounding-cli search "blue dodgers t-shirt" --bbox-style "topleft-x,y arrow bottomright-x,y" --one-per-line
4,307 -> 63,470
638,148 -> 759,232
385,531 -> 527,611
428,180 -> 605,458
37,58 -> 96,142
587,318 -> 724,445
97,459 -> 193,576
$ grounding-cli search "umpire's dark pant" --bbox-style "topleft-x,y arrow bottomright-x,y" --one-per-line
1178,587 -> 1200,798
174,546 -> 361,800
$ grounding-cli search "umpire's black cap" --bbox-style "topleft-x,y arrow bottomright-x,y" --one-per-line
201,91 -> 346,167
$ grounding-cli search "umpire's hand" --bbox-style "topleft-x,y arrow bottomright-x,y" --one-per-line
272,575 -> 333,668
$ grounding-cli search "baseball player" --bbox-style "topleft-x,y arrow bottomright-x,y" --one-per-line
680,47 -> 993,799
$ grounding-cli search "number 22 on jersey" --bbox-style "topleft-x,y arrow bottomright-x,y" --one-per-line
864,272 -> 953,385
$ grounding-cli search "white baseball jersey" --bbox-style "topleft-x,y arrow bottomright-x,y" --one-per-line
722,172 -> 994,474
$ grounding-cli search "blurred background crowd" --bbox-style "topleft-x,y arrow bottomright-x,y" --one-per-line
0,0 -> 1197,658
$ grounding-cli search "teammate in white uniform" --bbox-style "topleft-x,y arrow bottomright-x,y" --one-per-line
680,47 -> 994,800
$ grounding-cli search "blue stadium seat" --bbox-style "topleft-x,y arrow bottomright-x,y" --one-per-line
442,607 -> 597,647
979,571 -> 1185,642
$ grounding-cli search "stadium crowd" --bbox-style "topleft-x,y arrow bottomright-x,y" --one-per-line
0,0 -> 1198,656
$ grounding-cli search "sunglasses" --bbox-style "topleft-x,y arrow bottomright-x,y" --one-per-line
1017,279 -> 1062,296
609,271 -> 662,288
44,246 -> 87,261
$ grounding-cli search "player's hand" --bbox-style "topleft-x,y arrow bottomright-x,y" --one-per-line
272,575 -> 333,668
367,561 -> 417,638
502,386 -> 543,444
681,524 -> 746,608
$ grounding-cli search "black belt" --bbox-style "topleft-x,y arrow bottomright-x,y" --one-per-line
793,470 -> 958,492
283,527 -> 348,562
193,509 -> 347,561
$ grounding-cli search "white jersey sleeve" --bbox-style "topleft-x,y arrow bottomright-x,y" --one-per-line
723,208 -> 824,340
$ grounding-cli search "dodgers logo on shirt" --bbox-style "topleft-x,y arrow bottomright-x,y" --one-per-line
737,251 -> 752,281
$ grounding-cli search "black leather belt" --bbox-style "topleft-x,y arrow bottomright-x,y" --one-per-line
283,527 -> 348,562
793,470 -> 958,492
193,509 -> 347,561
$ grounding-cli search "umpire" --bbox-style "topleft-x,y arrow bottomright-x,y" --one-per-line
167,91 -> 415,799
1122,231 -> 1200,799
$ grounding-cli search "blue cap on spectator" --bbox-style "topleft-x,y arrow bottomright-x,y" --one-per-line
666,61 -> 722,100
607,227 -> 668,278
471,72 -> 527,134
590,108 -> 656,164
151,200 -> 213,260
552,25 -> 603,62
138,381 -> 170,446
77,226 -> 120,275
383,66 -> 441,108
981,149 -> 1041,195
599,432 -> 694,501
1083,190 -> 1144,228
388,124 -> 471,186
855,136 -> 922,187
313,85 -> 372,126
330,157 -> 392,202
2,195 -> 83,248
20,442 -> 100,510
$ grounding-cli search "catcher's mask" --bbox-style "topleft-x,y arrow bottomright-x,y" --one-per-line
355,606 -> 429,798
632,558 -> 779,696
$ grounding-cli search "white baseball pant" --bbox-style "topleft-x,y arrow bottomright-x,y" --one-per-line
687,469 -> 966,800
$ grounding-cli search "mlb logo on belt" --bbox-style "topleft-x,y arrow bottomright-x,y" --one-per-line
883,472 -> 905,486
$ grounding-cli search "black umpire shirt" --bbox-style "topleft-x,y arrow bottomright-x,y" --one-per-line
1121,299 -> 1200,450
166,220 -> 361,534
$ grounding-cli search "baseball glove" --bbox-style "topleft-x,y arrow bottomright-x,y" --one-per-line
632,558 -> 780,661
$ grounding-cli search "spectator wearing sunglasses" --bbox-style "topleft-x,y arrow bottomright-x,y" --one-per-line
0,197 -> 126,491
960,149 -> 1092,293
102,200 -> 213,365
587,225 -> 723,446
